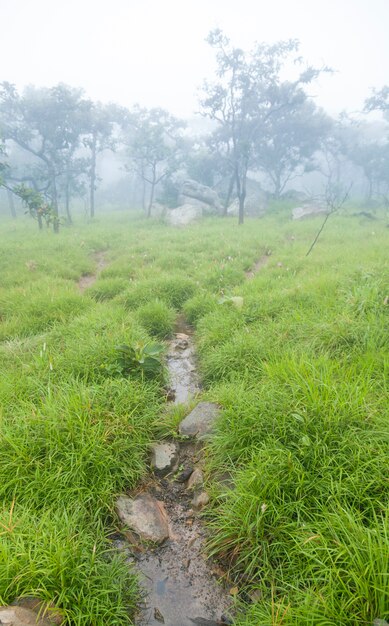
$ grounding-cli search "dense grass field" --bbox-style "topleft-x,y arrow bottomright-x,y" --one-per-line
0,209 -> 387,625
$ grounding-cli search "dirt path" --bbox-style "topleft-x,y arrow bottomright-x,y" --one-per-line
245,253 -> 270,279
78,251 -> 107,292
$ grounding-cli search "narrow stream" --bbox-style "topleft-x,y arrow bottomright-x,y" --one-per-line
117,320 -> 232,626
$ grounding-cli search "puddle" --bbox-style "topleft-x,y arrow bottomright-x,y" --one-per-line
166,319 -> 200,405
78,251 -> 107,292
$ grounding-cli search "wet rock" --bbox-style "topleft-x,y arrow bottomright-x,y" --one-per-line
0,606 -> 53,626
192,491 -> 210,510
176,467 -> 194,483
179,402 -> 220,438
116,494 -> 169,543
176,338 -> 189,350
151,442 -> 179,476
187,468 -> 204,490
10,598 -> 63,626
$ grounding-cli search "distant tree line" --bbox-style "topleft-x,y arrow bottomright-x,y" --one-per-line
1,31 -> 389,228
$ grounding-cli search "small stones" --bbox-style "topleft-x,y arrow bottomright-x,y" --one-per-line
151,442 -> 179,477
187,468 -> 204,490
179,402 -> 221,438
116,494 -> 169,544
192,491 -> 210,510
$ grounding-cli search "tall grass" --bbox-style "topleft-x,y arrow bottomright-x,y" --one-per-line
0,210 -> 387,624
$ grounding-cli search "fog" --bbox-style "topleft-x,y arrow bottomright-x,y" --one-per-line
1,0 -> 389,224
2,0 -> 389,117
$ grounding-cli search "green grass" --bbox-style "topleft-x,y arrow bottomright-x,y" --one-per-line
0,209 -> 387,624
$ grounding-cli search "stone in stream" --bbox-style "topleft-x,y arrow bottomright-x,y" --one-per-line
187,468 -> 204,490
192,491 -> 210,510
179,402 -> 220,438
0,606 -> 53,626
151,442 -> 179,477
116,494 -> 169,543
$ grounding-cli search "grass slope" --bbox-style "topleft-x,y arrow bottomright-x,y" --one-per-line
0,209 -> 387,625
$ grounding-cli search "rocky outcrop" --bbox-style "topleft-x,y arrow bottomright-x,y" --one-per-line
167,204 -> 202,227
180,179 -> 222,213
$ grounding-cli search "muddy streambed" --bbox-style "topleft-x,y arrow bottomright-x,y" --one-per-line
115,322 -> 233,626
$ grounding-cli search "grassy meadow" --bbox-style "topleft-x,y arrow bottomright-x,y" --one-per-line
0,208 -> 387,625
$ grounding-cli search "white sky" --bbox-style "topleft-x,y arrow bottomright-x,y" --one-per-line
1,0 -> 388,119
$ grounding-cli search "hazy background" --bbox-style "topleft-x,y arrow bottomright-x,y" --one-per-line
1,0 -> 388,118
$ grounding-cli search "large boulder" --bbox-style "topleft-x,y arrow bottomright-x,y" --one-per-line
167,203 -> 202,227
180,179 -> 222,213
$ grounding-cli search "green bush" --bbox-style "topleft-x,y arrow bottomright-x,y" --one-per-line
183,292 -> 218,325
86,277 -> 129,301
136,299 -> 175,338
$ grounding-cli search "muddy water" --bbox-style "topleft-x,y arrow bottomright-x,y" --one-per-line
127,321 -> 232,626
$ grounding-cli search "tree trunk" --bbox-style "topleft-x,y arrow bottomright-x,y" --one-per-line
141,178 -> 146,212
37,213 -> 43,230
274,173 -> 282,199
234,162 -> 246,225
51,174 -> 59,233
7,189 -> 16,218
65,174 -> 73,224
90,132 -> 97,218
223,174 -> 235,216
147,166 -> 156,218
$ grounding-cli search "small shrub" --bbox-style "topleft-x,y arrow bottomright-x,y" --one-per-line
136,299 -> 175,338
183,292 -> 218,325
114,341 -> 165,378
86,278 -> 128,301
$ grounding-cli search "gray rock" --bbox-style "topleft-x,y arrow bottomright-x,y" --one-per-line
179,402 -> 221,438
167,204 -> 202,227
192,491 -> 210,509
181,179 -> 222,212
0,606 -> 52,626
373,620 -> 389,626
187,468 -> 204,490
151,442 -> 179,476
116,494 -> 169,543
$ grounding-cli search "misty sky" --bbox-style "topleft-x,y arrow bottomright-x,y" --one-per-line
1,0 -> 388,119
